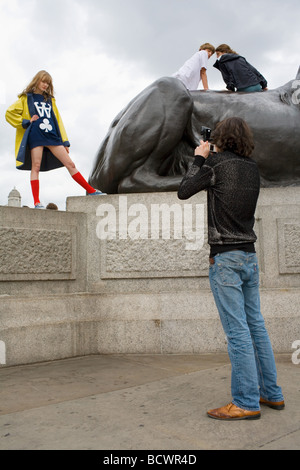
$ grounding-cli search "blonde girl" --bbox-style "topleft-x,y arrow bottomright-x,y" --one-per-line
6,70 -> 105,208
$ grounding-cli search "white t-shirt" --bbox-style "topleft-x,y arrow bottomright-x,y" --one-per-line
173,50 -> 208,90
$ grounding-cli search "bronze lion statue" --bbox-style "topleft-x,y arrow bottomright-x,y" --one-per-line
89,67 -> 300,193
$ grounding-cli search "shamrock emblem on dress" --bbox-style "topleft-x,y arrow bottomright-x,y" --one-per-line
40,118 -> 53,133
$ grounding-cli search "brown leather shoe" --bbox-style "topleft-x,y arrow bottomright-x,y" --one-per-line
260,397 -> 285,410
207,402 -> 261,420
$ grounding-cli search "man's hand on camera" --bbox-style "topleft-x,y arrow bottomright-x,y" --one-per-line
194,140 -> 210,159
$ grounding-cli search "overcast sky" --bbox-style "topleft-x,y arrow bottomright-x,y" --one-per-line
0,0 -> 299,209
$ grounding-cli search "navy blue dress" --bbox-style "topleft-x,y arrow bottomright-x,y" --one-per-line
28,94 -> 63,149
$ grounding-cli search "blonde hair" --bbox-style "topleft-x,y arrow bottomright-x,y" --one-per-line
215,44 -> 238,55
19,70 -> 54,100
199,43 -> 216,54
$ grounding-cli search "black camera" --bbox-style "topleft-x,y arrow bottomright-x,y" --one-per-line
200,126 -> 217,153
201,126 -> 211,141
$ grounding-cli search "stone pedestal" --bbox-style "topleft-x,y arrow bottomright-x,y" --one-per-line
0,188 -> 299,366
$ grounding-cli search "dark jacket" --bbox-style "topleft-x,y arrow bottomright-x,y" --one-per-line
213,54 -> 267,91
177,151 -> 260,249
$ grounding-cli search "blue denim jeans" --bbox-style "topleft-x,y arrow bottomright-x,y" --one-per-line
209,251 -> 284,411
237,84 -> 262,92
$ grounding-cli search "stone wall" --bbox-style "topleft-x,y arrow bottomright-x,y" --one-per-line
0,188 -> 299,366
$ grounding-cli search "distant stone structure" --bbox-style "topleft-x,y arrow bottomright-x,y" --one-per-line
7,187 -> 21,207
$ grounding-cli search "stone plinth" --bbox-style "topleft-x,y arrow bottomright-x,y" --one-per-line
0,188 -> 299,366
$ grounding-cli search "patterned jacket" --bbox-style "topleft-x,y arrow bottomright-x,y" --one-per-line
178,151 -> 260,248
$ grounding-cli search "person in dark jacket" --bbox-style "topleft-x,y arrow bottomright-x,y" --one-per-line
214,44 -> 268,92
178,117 -> 284,420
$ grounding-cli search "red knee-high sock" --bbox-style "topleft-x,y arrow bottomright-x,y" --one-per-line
30,180 -> 40,205
72,171 -> 96,194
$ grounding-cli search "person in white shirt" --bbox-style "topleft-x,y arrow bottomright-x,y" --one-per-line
173,43 -> 215,91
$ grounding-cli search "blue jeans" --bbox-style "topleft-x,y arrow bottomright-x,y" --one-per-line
209,251 -> 284,411
237,84 -> 262,92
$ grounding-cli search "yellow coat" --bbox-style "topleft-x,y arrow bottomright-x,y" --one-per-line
5,94 -> 70,171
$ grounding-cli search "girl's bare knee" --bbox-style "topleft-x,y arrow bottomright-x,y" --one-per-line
32,164 -> 41,174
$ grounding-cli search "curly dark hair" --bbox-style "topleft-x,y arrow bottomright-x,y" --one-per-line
211,117 -> 254,157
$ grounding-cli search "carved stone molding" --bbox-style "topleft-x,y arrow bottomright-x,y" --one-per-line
0,227 -> 76,281
101,238 -> 210,279
277,219 -> 300,274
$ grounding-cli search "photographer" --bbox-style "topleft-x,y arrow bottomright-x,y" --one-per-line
178,117 -> 284,420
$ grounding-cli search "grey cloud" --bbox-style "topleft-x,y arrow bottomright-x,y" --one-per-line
73,0 -> 300,80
